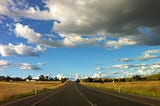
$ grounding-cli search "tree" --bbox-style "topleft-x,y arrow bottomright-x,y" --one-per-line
133,75 -> 141,81
26,75 -> 32,80
53,77 -> 59,81
6,75 -> 11,81
0,76 -> 6,81
45,75 -> 49,80
85,77 -> 93,82
39,75 -> 45,81
13,77 -> 23,81
61,78 -> 67,83
76,79 -> 80,83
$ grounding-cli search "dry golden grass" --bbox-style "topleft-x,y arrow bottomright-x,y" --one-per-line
0,81 -> 63,102
81,81 -> 160,98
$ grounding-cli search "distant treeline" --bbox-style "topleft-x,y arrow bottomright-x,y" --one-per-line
79,73 -> 160,83
0,75 -> 68,83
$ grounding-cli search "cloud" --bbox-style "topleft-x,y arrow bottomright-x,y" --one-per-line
61,33 -> 105,47
14,23 -> 42,43
144,49 -> 160,55
0,0 -> 53,20
110,49 -> 160,76
0,58 -> 41,71
109,62 -> 160,76
14,23 -> 63,48
92,73 -> 103,78
95,67 -> 104,71
14,23 -> 105,48
75,73 -> 80,80
0,59 -> 41,71
114,58 -> 133,62
136,53 -> 159,61
92,72 -> 110,78
136,49 -> 160,61
110,64 -> 131,70
0,60 -> 10,67
35,45 -> 46,52
105,37 -> 137,49
123,72 -> 135,77
14,22 -> 134,48
92,71 -> 123,78
0,0 -> 160,48
38,62 -> 45,66
0,43 -> 40,57
148,62 -> 160,70
46,0 -> 160,47
114,49 -> 160,62
0,20 -> 2,24
18,63 -> 40,70
1,0 -> 160,48
0,0 -> 12,17
56,74 -> 66,80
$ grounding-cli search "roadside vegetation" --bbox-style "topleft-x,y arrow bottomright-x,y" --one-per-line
80,73 -> 160,99
0,81 -> 65,103
0,74 -> 69,103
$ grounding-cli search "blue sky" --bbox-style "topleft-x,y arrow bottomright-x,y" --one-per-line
0,0 -> 160,79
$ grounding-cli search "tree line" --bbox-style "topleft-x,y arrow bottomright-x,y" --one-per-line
0,75 -> 69,83
80,74 -> 160,83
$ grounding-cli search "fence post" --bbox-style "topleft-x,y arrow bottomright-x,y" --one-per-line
35,87 -> 37,95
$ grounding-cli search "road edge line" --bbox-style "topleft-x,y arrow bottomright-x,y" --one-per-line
81,85 -> 157,106
31,86 -> 65,106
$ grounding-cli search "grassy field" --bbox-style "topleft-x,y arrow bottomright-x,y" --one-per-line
81,81 -> 160,98
0,81 -> 64,103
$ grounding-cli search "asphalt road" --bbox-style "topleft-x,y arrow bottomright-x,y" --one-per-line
1,82 -> 159,106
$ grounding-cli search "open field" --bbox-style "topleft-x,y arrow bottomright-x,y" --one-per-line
81,81 -> 160,99
0,81 -> 63,103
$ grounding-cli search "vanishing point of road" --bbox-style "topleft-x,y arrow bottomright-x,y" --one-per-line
1,82 -> 159,106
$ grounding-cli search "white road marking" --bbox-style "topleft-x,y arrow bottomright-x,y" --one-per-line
31,87 -> 65,106
75,85 -> 95,106
83,85 -> 157,106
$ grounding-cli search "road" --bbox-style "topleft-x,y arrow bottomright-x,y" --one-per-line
1,82 -> 159,106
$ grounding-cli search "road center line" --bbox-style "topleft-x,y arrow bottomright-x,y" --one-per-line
75,85 -> 95,106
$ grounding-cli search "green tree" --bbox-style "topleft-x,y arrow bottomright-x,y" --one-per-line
26,75 -> 32,80
39,75 -> 45,81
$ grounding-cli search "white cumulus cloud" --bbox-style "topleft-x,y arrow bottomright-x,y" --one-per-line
114,57 -> 133,62
95,67 -> 104,71
19,63 -> 40,70
14,23 -> 106,48
14,23 -> 62,48
0,43 -> 40,57
0,60 -> 10,67
136,49 -> 160,61
136,53 -> 159,61
105,37 -> 137,49
38,62 -> 45,66
109,62 -> 160,76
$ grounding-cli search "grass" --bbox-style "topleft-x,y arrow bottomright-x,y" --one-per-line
0,81 -> 64,103
145,73 -> 160,81
81,81 -> 160,99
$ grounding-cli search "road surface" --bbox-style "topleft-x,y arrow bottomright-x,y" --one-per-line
1,82 -> 159,106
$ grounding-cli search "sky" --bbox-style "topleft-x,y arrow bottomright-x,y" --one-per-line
0,0 -> 160,79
